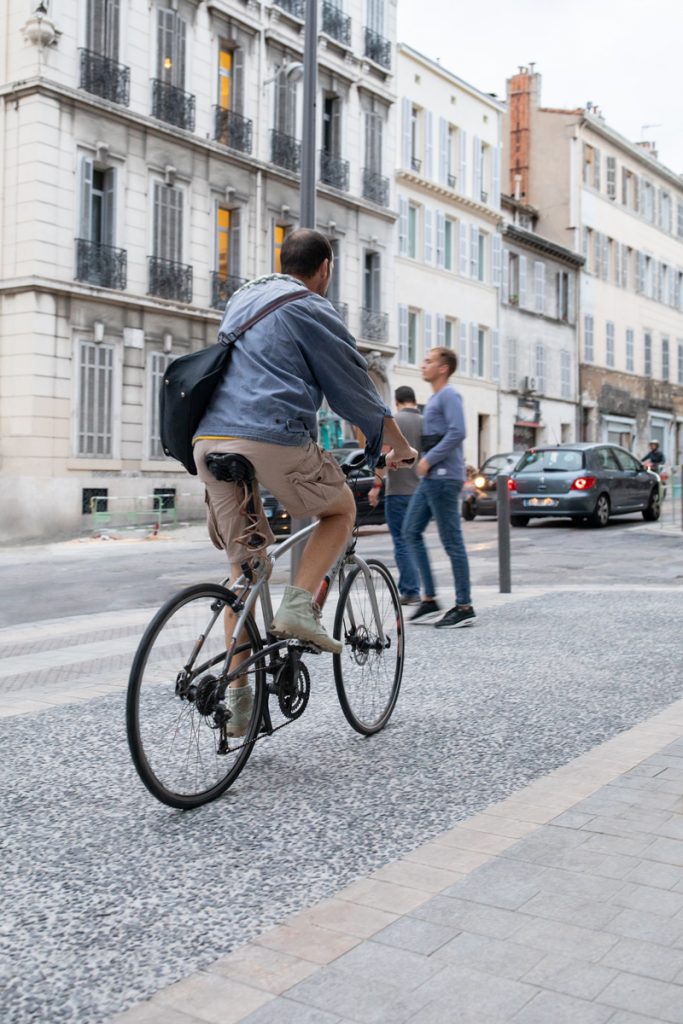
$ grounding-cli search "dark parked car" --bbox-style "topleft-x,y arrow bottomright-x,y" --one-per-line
462,452 -> 524,520
261,447 -> 385,539
508,443 -> 662,528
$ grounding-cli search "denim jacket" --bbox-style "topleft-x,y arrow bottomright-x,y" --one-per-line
195,274 -> 390,463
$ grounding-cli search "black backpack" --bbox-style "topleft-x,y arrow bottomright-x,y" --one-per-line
160,288 -> 309,475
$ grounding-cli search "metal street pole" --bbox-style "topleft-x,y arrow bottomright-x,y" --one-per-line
497,475 -> 512,594
290,0 -> 318,583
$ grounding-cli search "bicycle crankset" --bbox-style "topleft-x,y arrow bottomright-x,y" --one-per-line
274,658 -> 310,720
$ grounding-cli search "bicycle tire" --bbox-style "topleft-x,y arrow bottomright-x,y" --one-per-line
332,558 -> 404,735
126,583 -> 266,809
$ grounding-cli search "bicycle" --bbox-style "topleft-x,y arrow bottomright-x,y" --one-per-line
126,452 -> 404,809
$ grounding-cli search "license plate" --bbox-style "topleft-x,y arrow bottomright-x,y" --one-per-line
525,497 -> 559,508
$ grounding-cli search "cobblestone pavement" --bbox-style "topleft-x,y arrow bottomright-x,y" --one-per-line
2,586 -> 683,1023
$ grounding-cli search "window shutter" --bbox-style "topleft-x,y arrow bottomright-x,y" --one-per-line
567,272 -> 575,325
469,225 -> 478,278
518,255 -> 527,307
80,156 -> 94,240
492,233 -> 502,288
606,156 -> 616,199
491,328 -> 500,383
502,248 -> 510,303
229,208 -> 241,275
398,196 -> 408,257
424,312 -> 433,352
424,110 -> 433,180
424,206 -> 433,264
436,211 -> 445,269
636,251 -> 644,293
492,145 -> 501,208
507,337 -> 517,389
459,129 -> 467,195
603,235 -> 609,281
436,313 -> 445,346
102,169 -> 115,246
472,136 -> 481,201
534,261 -> 544,313
157,8 -> 172,80
232,47 -> 244,115
438,117 -> 448,185
470,322 -> 478,376
459,320 -> 468,374
593,149 -> 601,190
398,304 -> 408,362
401,98 -> 411,170
175,15 -> 187,89
459,219 -> 468,275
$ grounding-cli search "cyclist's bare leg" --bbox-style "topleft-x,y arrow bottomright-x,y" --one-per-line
224,561 -> 250,689
293,488 -> 356,594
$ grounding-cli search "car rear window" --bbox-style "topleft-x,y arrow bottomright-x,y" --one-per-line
516,449 -> 585,473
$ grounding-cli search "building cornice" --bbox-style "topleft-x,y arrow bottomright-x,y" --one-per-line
580,114 -> 683,192
504,224 -> 585,267
397,44 -> 505,113
396,169 -> 503,226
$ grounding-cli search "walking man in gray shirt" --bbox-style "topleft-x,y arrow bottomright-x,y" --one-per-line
368,387 -> 422,604
403,347 -> 475,629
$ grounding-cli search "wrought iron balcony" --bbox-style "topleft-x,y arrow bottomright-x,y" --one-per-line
447,173 -> 456,188
362,167 -> 389,207
273,0 -> 304,17
330,301 -> 348,324
363,27 -> 391,69
79,49 -> 130,105
211,272 -> 247,309
271,129 -> 301,174
411,156 -> 422,173
480,190 -> 488,203
322,1 -> 352,45
151,79 -> 196,132
320,151 -> 350,191
360,308 -> 388,342
75,239 -> 127,290
214,107 -> 253,154
148,256 -> 193,303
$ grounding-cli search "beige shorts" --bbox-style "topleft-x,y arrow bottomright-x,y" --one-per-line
194,437 -> 348,562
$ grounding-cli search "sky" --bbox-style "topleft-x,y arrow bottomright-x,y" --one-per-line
397,0 -> 683,175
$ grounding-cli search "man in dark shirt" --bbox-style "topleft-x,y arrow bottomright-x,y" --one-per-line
641,440 -> 664,469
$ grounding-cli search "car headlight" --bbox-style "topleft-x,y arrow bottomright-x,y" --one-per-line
474,476 -> 486,488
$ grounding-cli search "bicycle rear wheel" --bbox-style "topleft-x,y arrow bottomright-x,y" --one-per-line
126,583 -> 265,809
333,559 -> 404,735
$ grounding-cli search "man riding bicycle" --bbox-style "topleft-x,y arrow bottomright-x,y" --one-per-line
193,229 -> 415,673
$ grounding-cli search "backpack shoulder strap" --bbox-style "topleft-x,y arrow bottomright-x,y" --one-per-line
220,288 -> 310,346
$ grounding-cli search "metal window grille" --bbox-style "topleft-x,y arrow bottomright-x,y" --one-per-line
78,341 -> 114,456
82,487 -> 108,514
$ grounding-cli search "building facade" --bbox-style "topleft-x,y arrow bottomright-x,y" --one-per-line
499,195 -> 582,451
503,67 -> 683,464
0,0 -> 399,541
394,45 -> 504,468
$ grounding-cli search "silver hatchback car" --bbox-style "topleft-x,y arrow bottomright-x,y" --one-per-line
508,443 -> 662,528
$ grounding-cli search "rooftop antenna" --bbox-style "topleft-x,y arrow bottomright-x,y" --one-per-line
640,123 -> 662,137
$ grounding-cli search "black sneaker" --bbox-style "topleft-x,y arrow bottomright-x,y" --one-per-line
409,600 -> 442,624
434,606 -> 476,629
400,594 -> 421,606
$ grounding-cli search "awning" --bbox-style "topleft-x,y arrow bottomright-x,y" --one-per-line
514,421 -> 542,428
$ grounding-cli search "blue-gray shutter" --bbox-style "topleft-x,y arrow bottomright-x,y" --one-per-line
436,313 -> 445,347
472,135 -> 481,201
459,129 -> 467,195
459,320 -> 468,373
424,206 -> 433,264
102,168 -> 115,245
398,304 -> 409,362
435,210 -> 445,269
567,272 -> 576,325
502,248 -> 509,303
491,328 -> 500,382
492,145 -> 501,208
401,98 -> 411,170
470,322 -> 478,376
438,117 -> 448,185
518,255 -> 527,307
425,110 -> 433,180
233,46 -> 244,116
398,196 -> 408,257
492,233 -> 502,288
424,312 -> 433,352
534,261 -> 545,313
80,156 -> 94,239
459,219 -> 468,275
469,225 -> 478,278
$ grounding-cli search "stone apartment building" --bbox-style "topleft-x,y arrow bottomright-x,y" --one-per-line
393,44 -> 504,468
499,194 -> 582,452
503,67 -> 683,464
0,0 -> 398,541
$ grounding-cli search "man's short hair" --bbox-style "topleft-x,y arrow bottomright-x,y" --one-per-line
280,229 -> 333,278
394,385 -> 416,404
432,346 -> 458,377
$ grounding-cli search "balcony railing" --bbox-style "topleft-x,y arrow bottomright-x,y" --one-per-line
480,190 -> 488,203
271,129 -> 301,173
320,151 -> 350,191
363,27 -> 391,69
211,272 -> 247,309
75,239 -> 127,290
330,300 -> 348,324
273,0 -> 304,17
148,256 -> 193,303
362,167 -> 389,207
322,1 -> 352,45
151,79 -> 196,131
410,156 -> 422,173
447,173 -> 456,188
360,308 -> 388,342
79,49 -> 130,105
214,107 -> 253,154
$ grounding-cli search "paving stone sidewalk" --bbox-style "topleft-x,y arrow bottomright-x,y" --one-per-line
109,696 -> 683,1024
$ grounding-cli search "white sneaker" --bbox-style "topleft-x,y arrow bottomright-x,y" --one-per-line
271,585 -> 342,655
225,686 -> 254,737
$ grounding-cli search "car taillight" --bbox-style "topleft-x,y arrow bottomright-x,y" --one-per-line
571,475 -> 597,491
507,478 -> 517,492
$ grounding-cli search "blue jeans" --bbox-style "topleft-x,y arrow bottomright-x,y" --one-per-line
384,494 -> 420,598
403,478 -> 472,606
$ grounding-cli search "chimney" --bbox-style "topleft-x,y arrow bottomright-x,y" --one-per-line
506,65 -> 541,202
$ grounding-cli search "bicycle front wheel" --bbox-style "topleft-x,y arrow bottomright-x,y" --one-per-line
333,559 -> 404,735
126,583 -> 265,809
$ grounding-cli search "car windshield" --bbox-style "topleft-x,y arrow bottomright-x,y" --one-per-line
516,449 -> 585,474
483,454 -> 518,474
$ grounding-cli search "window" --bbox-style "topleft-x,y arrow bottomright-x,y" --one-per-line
82,487 -> 108,514
644,331 -> 652,376
606,156 -> 616,199
444,318 -> 455,349
273,223 -> 289,272
157,8 -> 186,89
407,310 -> 418,364
606,321 -> 615,368
660,191 -> 672,233
470,325 -> 485,377
322,94 -> 342,161
477,232 -> 486,282
87,0 -> 120,59
410,105 -> 421,172
507,253 -> 519,304
641,180 -> 655,223
407,204 -> 418,259
148,350 -> 171,459
444,218 -> 454,271
662,336 -> 670,380
560,350 -> 571,398
363,250 -> 380,310
535,343 -> 545,392
507,337 -> 518,389
678,203 -> 683,239
626,328 -> 635,372
216,207 -> 241,278
534,261 -> 545,313
582,144 -> 596,185
556,271 -> 568,320
153,182 -> 183,263
584,314 -> 594,362
78,341 -> 114,457
81,161 -> 115,246
274,63 -> 298,140
218,43 -> 244,114
447,125 -> 457,187
678,341 -> 683,385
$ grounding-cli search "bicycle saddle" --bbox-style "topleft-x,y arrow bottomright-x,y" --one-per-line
205,452 -> 256,485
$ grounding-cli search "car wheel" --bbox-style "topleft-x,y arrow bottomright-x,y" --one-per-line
642,488 -> 661,522
510,515 -> 530,527
588,493 -> 610,528
462,501 -> 476,521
